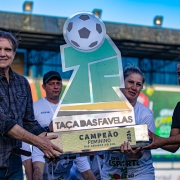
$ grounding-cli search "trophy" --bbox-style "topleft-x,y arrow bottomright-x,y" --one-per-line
48,12 -> 149,155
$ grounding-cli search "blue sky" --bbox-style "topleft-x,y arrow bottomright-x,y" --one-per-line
1,0 -> 180,30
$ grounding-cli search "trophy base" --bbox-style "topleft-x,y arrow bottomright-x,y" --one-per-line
48,124 -> 149,155
132,141 -> 151,148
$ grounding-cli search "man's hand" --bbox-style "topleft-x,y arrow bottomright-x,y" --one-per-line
143,130 -> 165,150
120,141 -> 142,160
7,125 -> 63,159
36,133 -> 63,159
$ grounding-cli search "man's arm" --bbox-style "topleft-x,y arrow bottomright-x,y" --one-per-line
144,130 -> 180,152
21,142 -> 33,180
32,145 -> 46,180
81,169 -> 96,180
23,159 -> 33,180
161,128 -> 180,153
33,162 -> 44,180
162,102 -> 180,152
159,102 -> 180,152
7,124 -> 63,158
75,156 -> 96,180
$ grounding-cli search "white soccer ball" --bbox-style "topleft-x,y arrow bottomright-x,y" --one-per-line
63,12 -> 106,52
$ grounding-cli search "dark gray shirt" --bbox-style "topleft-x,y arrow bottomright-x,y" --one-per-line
0,68 -> 44,167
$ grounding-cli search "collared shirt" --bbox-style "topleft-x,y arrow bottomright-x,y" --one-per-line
0,68 -> 44,167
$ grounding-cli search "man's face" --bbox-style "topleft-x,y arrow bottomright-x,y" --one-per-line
42,78 -> 62,100
0,38 -> 15,69
177,63 -> 180,85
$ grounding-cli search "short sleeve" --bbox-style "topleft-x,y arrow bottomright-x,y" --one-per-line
32,146 -> 45,163
141,113 -> 155,133
135,105 -> 155,133
21,142 -> 32,162
74,156 -> 90,172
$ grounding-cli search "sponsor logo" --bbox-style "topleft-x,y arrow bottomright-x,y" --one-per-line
41,111 -> 50,114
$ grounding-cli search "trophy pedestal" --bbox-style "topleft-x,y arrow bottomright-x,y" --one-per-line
48,124 -> 149,155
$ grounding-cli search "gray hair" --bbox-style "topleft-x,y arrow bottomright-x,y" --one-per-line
0,30 -> 19,52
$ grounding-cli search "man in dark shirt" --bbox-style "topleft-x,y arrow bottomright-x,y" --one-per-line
144,61 -> 180,152
0,30 -> 62,179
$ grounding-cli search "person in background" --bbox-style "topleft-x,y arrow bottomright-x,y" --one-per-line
28,71 -> 95,180
0,30 -> 62,180
100,66 -> 155,180
144,61 -> 180,152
